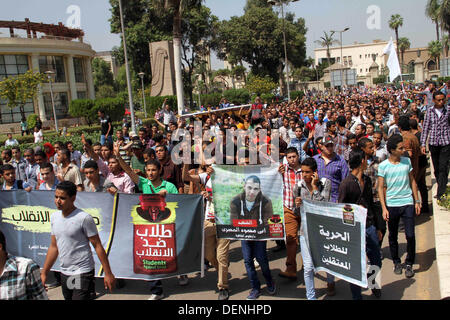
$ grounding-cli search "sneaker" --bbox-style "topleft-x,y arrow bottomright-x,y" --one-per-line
267,282 -> 276,295
254,258 -> 259,268
394,263 -> 403,275
218,289 -> 229,300
278,271 -> 297,280
405,265 -> 415,278
371,288 -> 382,298
148,293 -> 165,300
246,289 -> 261,300
326,282 -> 336,296
178,275 -> 189,286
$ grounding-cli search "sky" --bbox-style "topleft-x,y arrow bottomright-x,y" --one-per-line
0,0 -> 437,69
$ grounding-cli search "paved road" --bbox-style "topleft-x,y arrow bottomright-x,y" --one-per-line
47,172 -> 440,300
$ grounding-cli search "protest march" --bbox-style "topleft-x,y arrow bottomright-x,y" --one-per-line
1,79 -> 449,301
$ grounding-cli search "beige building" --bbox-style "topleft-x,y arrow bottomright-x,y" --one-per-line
0,19 -> 95,125
314,39 -> 389,77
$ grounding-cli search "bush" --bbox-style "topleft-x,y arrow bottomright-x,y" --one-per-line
27,114 -> 38,130
94,97 -> 126,122
200,93 -> 222,108
373,75 -> 387,85
143,95 -> 178,118
290,91 -> 305,100
69,99 -> 96,125
437,76 -> 450,83
222,89 -> 250,105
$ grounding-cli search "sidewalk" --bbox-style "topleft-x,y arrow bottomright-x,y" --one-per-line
431,162 -> 450,300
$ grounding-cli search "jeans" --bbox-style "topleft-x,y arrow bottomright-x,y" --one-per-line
348,225 -> 382,300
429,144 -> 450,198
387,205 -> 415,266
61,270 -> 95,300
299,235 -> 335,300
101,135 -> 113,146
241,240 -> 273,291
149,280 -> 163,295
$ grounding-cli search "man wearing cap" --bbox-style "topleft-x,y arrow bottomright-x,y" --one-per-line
130,140 -> 146,179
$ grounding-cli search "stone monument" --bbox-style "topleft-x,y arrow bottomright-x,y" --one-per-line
149,41 -> 176,97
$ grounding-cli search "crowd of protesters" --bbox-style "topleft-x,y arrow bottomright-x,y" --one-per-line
0,79 -> 449,300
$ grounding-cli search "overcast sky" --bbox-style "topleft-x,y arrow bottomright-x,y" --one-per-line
0,0 -> 437,69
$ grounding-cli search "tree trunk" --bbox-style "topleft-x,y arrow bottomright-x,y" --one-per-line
395,29 -> 400,60
436,21 -> 440,41
173,7 -> 184,115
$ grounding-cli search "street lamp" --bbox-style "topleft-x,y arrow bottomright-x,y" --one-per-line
330,27 -> 350,90
138,72 -> 147,119
44,70 -> 58,134
268,0 -> 300,101
119,0 -> 136,133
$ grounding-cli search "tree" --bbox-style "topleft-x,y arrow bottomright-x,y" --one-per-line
398,37 -> 411,71
426,0 -> 442,41
245,75 -> 277,96
389,14 -> 404,59
231,65 -> 247,85
314,31 -> 339,68
0,70 -> 46,122
439,0 -> 450,33
92,57 -> 115,92
212,2 -> 307,84
428,40 -> 443,69
213,69 -> 231,89
442,34 -> 449,57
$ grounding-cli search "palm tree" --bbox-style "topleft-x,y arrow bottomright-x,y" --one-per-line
439,0 -> 450,33
442,34 -> 449,57
426,0 -> 441,41
153,0 -> 203,114
428,40 -> 443,69
314,31 -> 340,68
398,37 -> 411,72
389,14 -> 403,59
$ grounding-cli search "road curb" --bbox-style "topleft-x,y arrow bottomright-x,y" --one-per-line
431,160 -> 450,300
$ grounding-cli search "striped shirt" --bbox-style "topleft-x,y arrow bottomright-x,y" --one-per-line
281,163 -> 302,210
420,105 -> 450,147
334,128 -> 349,157
378,157 -> 413,207
0,255 -> 48,300
314,153 -> 349,203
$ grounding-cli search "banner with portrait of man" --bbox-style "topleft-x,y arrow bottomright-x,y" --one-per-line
211,164 -> 285,241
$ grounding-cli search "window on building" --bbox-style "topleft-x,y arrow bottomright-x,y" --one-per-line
0,98 -> 34,124
348,56 -> 353,66
43,92 -> 69,120
77,91 -> 87,99
39,56 -> 66,83
0,54 -> 29,80
73,57 -> 85,83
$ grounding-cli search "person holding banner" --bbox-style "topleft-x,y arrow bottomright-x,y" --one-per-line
293,157 -> 331,300
377,134 -> 421,279
112,143 -> 178,300
338,150 -> 383,299
41,181 -> 116,300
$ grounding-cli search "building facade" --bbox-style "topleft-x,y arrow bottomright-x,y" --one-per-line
0,19 -> 95,125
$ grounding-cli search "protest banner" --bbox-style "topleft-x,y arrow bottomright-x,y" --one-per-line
211,164 -> 285,241
300,199 -> 368,288
0,191 -> 204,281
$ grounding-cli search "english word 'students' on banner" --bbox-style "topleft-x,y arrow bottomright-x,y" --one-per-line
211,164 -> 285,241
300,199 -> 368,288
0,191 -> 204,281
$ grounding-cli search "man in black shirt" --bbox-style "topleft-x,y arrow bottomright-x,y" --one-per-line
338,149 -> 382,300
99,110 -> 112,146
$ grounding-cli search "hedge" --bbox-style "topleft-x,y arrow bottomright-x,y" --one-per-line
69,97 -> 126,125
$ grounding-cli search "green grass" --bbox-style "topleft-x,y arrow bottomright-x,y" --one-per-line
437,186 -> 450,210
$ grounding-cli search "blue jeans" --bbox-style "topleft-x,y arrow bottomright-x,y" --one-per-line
101,135 -> 113,146
300,235 -> 335,300
349,225 -> 382,300
387,205 -> 415,266
149,280 -> 163,295
241,240 -> 273,291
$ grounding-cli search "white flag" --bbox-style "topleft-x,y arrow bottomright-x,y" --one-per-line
383,38 -> 402,82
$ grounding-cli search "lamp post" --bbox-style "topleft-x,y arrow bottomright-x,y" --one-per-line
138,72 -> 147,119
44,70 -> 58,134
330,27 -> 350,90
268,0 -> 300,101
119,0 -> 136,133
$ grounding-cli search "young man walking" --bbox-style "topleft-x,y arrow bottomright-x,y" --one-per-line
41,181 -> 116,300
378,135 -> 421,278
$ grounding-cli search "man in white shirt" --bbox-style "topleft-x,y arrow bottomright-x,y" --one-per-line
4,133 -> 18,147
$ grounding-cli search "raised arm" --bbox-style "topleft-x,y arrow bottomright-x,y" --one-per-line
113,142 -> 140,185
